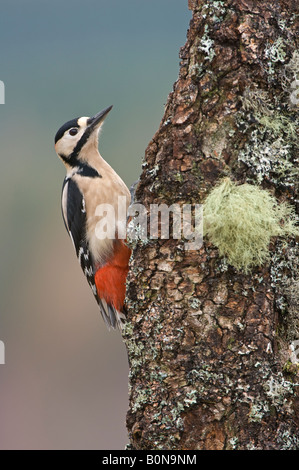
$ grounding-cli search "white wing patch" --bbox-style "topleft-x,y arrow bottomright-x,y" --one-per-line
61,179 -> 70,231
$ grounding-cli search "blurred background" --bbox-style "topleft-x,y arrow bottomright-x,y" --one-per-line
0,0 -> 190,450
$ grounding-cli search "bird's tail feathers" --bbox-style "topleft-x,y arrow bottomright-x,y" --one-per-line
98,297 -> 126,330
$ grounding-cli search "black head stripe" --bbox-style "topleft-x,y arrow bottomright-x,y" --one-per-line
70,125 -> 93,158
54,118 -> 80,144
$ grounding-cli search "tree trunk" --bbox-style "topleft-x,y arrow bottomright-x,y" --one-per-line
123,0 -> 299,450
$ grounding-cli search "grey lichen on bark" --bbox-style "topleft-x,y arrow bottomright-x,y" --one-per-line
123,0 -> 299,450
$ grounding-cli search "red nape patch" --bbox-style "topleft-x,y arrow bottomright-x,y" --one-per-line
94,241 -> 131,312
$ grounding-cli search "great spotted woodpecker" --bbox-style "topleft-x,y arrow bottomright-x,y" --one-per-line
54,106 -> 131,329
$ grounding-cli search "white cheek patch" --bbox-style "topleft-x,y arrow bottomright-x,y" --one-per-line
56,126 -> 86,157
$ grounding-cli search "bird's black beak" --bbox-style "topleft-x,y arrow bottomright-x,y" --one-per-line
87,105 -> 113,129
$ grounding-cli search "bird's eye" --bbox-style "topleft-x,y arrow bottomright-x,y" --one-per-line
69,128 -> 78,136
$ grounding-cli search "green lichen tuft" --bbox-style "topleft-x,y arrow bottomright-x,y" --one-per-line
203,178 -> 298,273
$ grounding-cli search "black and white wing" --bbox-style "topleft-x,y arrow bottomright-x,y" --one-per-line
61,177 -> 98,298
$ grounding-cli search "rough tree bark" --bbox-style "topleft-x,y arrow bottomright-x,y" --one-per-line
123,0 -> 299,450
